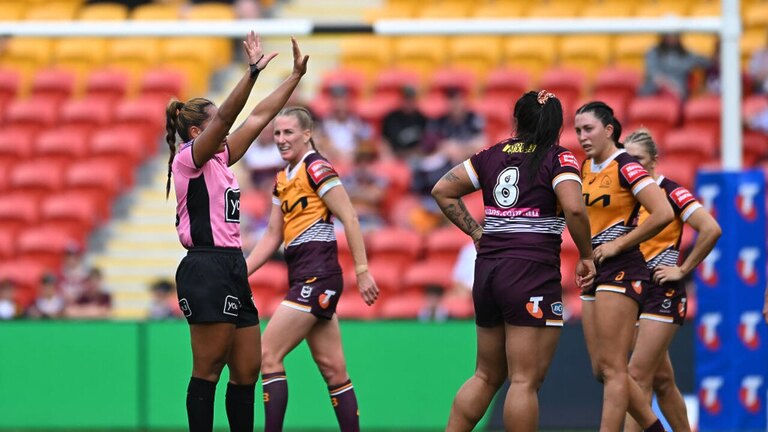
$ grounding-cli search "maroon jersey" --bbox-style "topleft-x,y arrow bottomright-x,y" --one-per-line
465,139 -> 582,267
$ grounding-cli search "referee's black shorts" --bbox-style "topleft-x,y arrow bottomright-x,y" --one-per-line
176,247 -> 259,328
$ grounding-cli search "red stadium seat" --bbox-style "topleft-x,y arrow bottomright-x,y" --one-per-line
655,156 -> 697,190
9,160 -> 65,198
425,226 -> 469,264
372,68 -> 421,107
40,192 -> 100,242
743,94 -> 768,119
559,130 -> 586,164
585,92 -> 630,125
427,68 -> 476,99
89,127 -> 145,185
0,127 -> 35,166
5,97 -> 60,130
368,258 -> 404,294
85,69 -> 130,105
0,192 -> 40,235
17,226 -> 80,270
140,68 -> 186,100
367,227 -> 423,269
0,226 -> 17,260
30,68 -> 76,107
0,69 -> 20,120
0,259 -> 47,301
336,291 -> 379,320
663,127 -> 717,166
60,97 -> 114,134
371,159 -> 412,218
441,295 -> 474,319
627,96 -> 682,143
335,230 -> 355,273
379,292 -> 425,319
239,191 -> 271,220
418,95 -> 449,119
593,67 -> 641,102
743,132 -> 767,167
248,260 -> 289,294
483,68 -> 531,105
113,96 -> 167,147
539,68 -> 587,123
462,190 -> 485,224
65,160 -> 123,217
402,259 -> 455,293
34,128 -> 89,167
560,253 -> 578,294
683,95 -> 721,138
474,99 -> 513,144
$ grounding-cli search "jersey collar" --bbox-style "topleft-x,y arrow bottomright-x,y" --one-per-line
590,149 -> 625,173
286,150 -> 315,180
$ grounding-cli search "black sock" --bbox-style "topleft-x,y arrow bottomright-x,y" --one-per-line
226,382 -> 255,432
187,377 -> 216,432
262,372 -> 288,432
644,419 -> 665,432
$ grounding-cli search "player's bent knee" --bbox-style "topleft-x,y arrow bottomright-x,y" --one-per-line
475,369 -> 506,389
260,347 -> 284,373
315,357 -> 348,385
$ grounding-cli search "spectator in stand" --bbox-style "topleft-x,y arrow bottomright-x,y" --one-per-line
749,31 -> 768,94
65,267 -> 112,319
59,243 -> 89,304
0,279 -> 18,320
243,122 -> 284,190
342,143 -> 389,233
639,32 -> 711,100
148,279 -> 181,320
381,85 -> 428,161
319,85 -> 373,165
26,273 -> 66,319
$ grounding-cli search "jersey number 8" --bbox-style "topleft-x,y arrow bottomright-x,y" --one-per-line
494,167 -> 520,208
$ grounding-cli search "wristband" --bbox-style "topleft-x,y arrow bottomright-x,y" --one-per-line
249,63 -> 260,79
355,265 -> 368,275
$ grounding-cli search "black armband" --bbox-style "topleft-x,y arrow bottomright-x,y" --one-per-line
249,63 -> 260,79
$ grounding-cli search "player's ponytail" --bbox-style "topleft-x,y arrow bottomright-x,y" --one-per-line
512,90 -> 564,178
576,101 -> 623,148
164,98 -> 215,199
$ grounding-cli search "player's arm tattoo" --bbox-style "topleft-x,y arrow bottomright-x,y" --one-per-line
441,198 -> 481,238
441,170 -> 461,183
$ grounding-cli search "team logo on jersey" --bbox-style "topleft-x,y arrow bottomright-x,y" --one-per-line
599,176 -> 611,188
740,376 -> 763,413
319,290 -> 337,309
308,160 -> 337,184
550,302 -> 563,316
558,152 -> 579,169
620,162 -> 648,183
631,281 -> 642,294
614,271 -> 625,281
300,285 -> 313,299
670,187 -> 696,210
736,182 -> 759,221
179,298 -> 192,317
224,188 -> 241,223
698,312 -> 722,351
698,184 -> 720,217
700,376 -> 724,415
737,247 -> 760,286
678,298 -> 687,318
698,248 -> 720,286
223,295 -> 240,316
526,296 -> 544,319
739,311 -> 761,350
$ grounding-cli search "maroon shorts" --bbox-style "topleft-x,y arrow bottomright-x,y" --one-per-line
581,252 -> 650,306
473,257 -> 564,328
281,273 -> 343,320
639,279 -> 687,325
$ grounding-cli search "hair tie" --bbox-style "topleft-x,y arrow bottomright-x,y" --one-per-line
537,90 -> 555,105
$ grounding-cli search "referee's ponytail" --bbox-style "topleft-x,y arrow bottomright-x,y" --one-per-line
512,90 -> 564,178
164,98 -> 214,199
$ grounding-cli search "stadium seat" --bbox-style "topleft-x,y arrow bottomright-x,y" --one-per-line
77,2 -> 129,20
0,127 -> 35,166
379,292 -> 425,319
53,38 -> 109,89
40,191 -> 100,242
34,128 -> 89,168
402,259 -> 455,293
613,34 -> 657,72
427,67 -> 476,99
634,2 -> 690,17
502,36 -> 558,83
593,67 -> 642,103
8,160 -> 65,199
416,1 -> 471,18
743,132 -> 767,166
160,38 -> 216,96
367,227 -> 423,270
334,230 -> 355,274
0,38 -> 55,94
371,68 -> 422,109
368,258 -> 404,294
0,192 -> 40,236
0,69 -> 20,108
340,36 -> 394,81
23,2 -> 79,20
131,3 -> 179,20
139,68 -> 187,101
743,94 -> 768,119
239,191 -> 271,220
393,36 -> 449,80
560,253 -> 578,293
362,3 -> 415,21
474,99 -> 513,144
60,97 -> 114,135
483,68 -> 531,106
113,97 -> 168,147
106,38 -> 163,94
0,259 -> 47,303
539,68 -> 587,123
0,2 -> 27,20
336,291 -> 379,320
29,68 -> 77,107
448,36 -> 503,80
441,295 -> 473,319
741,28 -> 765,67
309,68 -> 367,117
65,159 -> 123,216
682,33 -> 717,57
627,96 -> 681,143
0,226 -> 16,260
463,190 -> 485,224
583,92 -> 631,125
5,97 -> 60,130
744,2 -> 768,33
579,2 -> 635,17
525,1 -> 579,17
559,130 -> 586,163
17,226 -> 80,271
558,35 -> 613,80
84,69 -> 130,104
655,156 -> 697,190
473,2 -> 526,18
89,128 -> 145,185
683,95 -> 721,139
248,260 -> 289,294
425,226 -> 469,264
186,3 -> 235,67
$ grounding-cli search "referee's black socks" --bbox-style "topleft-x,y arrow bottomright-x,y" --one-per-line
226,382 -> 256,432
187,377 -> 216,432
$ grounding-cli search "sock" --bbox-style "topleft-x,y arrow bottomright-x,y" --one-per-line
328,379 -> 360,432
187,377 -> 216,432
644,419 -> 665,432
262,372 -> 288,432
226,382 -> 255,432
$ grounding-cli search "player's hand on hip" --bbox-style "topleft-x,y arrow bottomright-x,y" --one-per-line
653,265 -> 684,284
356,271 -> 379,306
243,30 -> 278,70
576,258 -> 596,291
290,37 -> 309,76
593,241 -> 620,265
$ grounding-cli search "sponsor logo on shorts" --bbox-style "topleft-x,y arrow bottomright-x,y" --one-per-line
301,285 -> 313,299
620,162 -> 648,183
179,298 -> 192,317
223,295 -> 240,316
526,296 -> 544,319
614,271 -> 625,281
665,289 -> 675,297
631,281 -> 642,294
661,299 -> 671,310
319,290 -> 337,309
550,302 -> 563,317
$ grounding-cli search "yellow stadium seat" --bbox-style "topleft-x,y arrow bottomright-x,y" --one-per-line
130,3 -> 179,20
340,36 -> 393,82
0,37 -> 53,95
448,36 -> 503,80
78,2 -> 128,20
613,34 -> 657,72
688,2 -> 720,17
363,4 -> 415,22
393,36 -> 449,80
744,2 -> 768,32
187,3 -> 236,68
161,38 -> 218,96
502,36 -> 558,83
525,1 -> 580,17
579,2 -> 635,17
559,35 -> 612,81
23,2 -> 79,20
682,33 -> 717,57
106,38 -> 162,96
634,2 -> 690,17
53,38 -> 108,94
741,28 -> 766,68
0,2 -> 27,20
473,2 -> 527,18
416,1 -> 471,18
